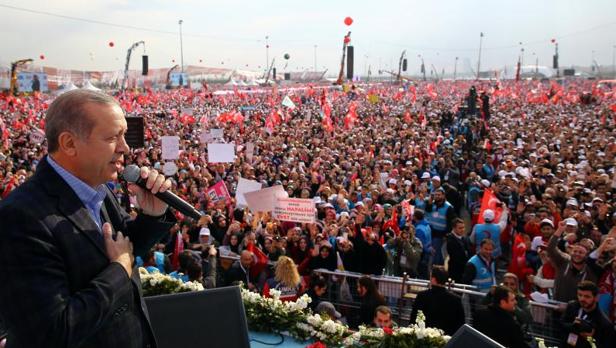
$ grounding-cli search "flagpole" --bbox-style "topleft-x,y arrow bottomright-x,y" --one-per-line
476,32 -> 484,80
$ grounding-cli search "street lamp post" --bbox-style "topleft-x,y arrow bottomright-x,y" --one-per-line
178,20 -> 184,72
476,32 -> 484,80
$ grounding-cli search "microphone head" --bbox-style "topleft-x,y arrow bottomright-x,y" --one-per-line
121,164 -> 141,183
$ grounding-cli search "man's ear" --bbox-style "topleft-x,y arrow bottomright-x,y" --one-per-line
57,131 -> 78,156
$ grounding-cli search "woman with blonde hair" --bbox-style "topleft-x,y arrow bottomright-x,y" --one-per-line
262,256 -> 304,301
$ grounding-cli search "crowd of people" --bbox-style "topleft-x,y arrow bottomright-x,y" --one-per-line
1,78 -> 616,347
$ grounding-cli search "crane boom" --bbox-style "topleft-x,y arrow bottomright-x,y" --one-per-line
122,41 -> 145,90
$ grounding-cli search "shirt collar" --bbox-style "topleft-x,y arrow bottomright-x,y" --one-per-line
47,155 -> 107,208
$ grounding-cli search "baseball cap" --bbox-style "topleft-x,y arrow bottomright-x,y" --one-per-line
199,228 -> 211,236
483,209 -> 495,222
565,218 -> 578,227
539,219 -> 554,228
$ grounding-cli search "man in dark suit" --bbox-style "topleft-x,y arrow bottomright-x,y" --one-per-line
446,218 -> 472,283
473,286 -> 530,348
0,89 -> 176,348
410,266 -> 465,335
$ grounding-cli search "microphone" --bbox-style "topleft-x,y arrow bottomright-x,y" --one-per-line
121,165 -> 202,220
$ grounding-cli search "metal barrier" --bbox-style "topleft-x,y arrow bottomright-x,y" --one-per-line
218,254 -> 564,345
312,269 -> 564,346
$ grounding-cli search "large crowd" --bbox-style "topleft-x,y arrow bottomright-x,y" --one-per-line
1,78 -> 616,347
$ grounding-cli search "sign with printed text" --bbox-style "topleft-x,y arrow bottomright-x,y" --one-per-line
206,181 -> 231,203
29,128 -> 45,144
272,198 -> 315,223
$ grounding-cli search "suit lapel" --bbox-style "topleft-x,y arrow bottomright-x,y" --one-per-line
37,156 -> 108,258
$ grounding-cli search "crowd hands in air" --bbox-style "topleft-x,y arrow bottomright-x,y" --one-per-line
1,79 -> 615,347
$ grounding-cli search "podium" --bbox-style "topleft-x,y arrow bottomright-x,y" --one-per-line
145,286 -> 250,348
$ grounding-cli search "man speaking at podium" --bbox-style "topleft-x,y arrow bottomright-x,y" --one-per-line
0,90 -> 176,348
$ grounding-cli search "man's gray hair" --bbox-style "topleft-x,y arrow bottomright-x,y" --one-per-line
45,89 -> 121,153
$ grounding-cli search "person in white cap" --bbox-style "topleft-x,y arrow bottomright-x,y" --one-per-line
470,208 -> 508,259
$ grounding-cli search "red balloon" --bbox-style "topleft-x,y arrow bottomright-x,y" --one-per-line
39,55 -> 45,60
344,36 -> 351,44
108,41 -> 114,47
344,17 -> 353,26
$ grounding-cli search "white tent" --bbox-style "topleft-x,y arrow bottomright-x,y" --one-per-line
82,80 -> 101,91
56,82 -> 79,95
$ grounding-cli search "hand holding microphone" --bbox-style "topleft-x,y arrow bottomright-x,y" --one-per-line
122,165 -> 202,219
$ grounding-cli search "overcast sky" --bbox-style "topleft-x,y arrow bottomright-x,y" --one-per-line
1,0 -> 615,75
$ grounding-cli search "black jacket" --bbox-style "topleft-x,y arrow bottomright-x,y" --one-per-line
410,286 -> 465,336
561,301 -> 616,348
446,233 -> 472,283
0,157 -> 176,348
473,306 -> 530,348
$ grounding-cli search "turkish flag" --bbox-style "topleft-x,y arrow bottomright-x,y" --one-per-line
477,188 -> 503,224
246,242 -> 269,279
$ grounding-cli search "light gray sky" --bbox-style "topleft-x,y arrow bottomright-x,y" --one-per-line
1,0 -> 615,75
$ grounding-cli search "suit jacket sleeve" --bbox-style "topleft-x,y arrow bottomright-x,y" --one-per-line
104,189 -> 177,259
0,206 -> 133,347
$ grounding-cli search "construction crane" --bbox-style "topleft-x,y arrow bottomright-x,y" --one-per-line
122,41 -> 145,90
379,69 -> 414,83
335,31 -> 351,85
9,59 -> 33,95
165,65 -> 180,89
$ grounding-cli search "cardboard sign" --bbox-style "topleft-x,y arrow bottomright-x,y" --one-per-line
29,128 -> 45,144
210,128 -> 224,139
272,198 -> 315,223
207,143 -> 235,163
244,185 -> 288,212
245,142 -> 254,163
206,181 -> 231,203
235,178 -> 262,208
161,136 -> 180,160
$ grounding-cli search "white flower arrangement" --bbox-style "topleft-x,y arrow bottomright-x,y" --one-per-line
240,286 -> 452,347
139,267 -> 204,296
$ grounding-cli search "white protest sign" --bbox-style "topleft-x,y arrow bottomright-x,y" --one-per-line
245,142 -> 255,163
379,172 -> 389,189
244,185 -> 288,212
161,136 -> 180,160
207,143 -> 235,163
210,128 -> 224,139
181,107 -> 194,115
272,198 -> 315,223
200,132 -> 213,144
235,178 -> 262,208
162,161 -> 178,176
29,128 -> 45,144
